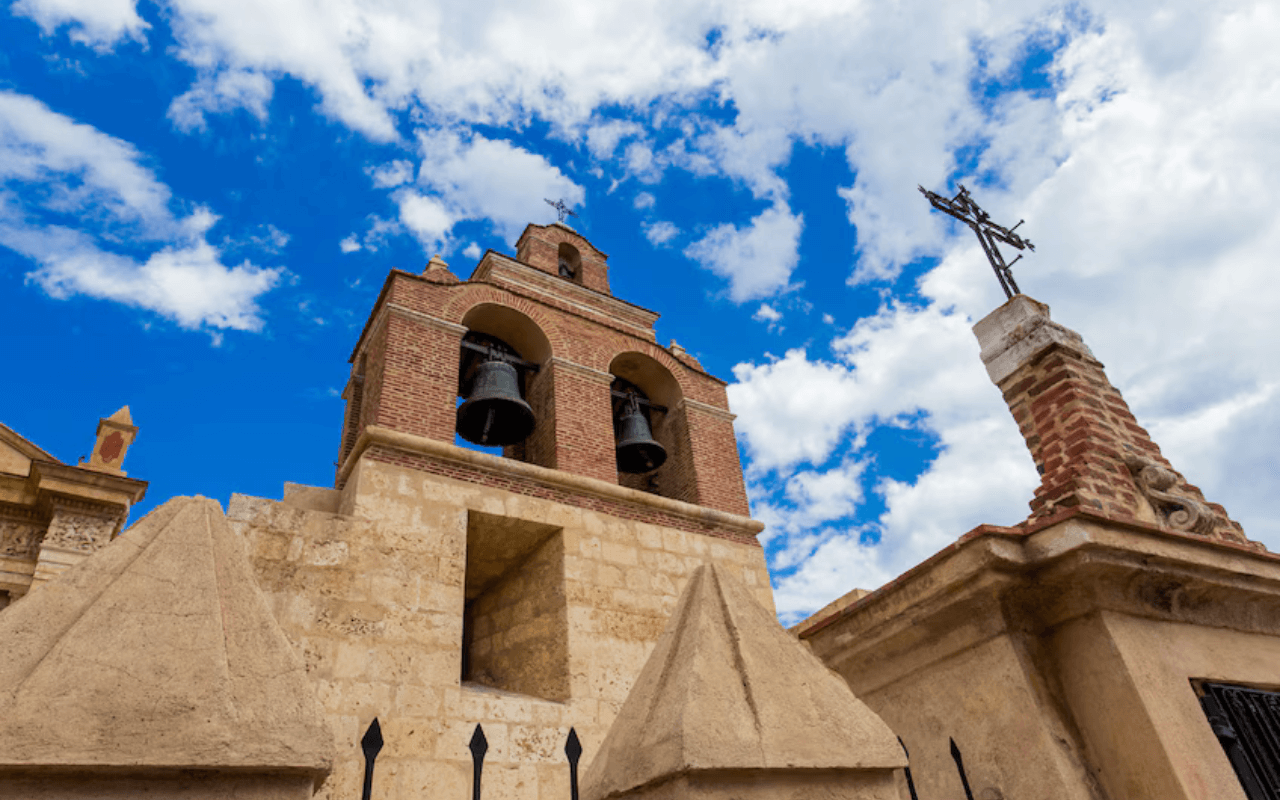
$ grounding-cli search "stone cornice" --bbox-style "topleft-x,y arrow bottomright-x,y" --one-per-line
797,509 -> 1280,688
30,462 -> 147,507
339,424 -> 764,537
547,357 -> 614,384
677,398 -> 736,422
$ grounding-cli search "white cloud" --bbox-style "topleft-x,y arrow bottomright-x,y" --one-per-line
0,91 -> 281,332
463,242 -> 482,260
752,303 -> 781,324
168,69 -> 273,132
394,189 -> 454,253
684,201 -> 802,302
642,220 -> 679,245
368,159 -> 415,189
404,129 -> 584,246
633,191 -> 655,210
339,235 -> 361,253
13,0 -> 148,48
586,119 -> 644,159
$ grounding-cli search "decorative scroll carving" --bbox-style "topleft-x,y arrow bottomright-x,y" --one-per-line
0,520 -> 43,558
1124,454 -> 1217,535
43,509 -> 116,553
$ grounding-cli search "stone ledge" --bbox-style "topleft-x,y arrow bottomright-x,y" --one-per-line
339,425 -> 764,537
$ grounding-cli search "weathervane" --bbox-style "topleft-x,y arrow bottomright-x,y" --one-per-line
919,184 -> 1034,300
545,198 -> 579,225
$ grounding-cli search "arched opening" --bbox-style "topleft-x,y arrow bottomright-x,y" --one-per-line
557,242 -> 582,284
608,352 -> 694,503
458,304 -> 554,468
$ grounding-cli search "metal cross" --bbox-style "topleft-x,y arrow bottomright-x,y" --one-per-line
919,184 -> 1034,300
545,198 -> 579,224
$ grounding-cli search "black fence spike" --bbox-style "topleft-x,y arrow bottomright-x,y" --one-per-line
950,737 -> 976,800
470,724 -> 489,800
897,736 -> 919,800
360,718 -> 384,800
565,728 -> 583,800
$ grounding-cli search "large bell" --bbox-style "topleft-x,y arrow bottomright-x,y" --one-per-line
457,360 -> 535,446
616,396 -> 667,473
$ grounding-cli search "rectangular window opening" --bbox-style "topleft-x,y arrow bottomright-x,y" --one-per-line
461,510 -> 569,702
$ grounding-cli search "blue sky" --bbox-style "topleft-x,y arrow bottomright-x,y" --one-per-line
3,0 -> 1279,623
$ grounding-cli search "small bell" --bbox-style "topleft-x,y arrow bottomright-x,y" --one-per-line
457,359 -> 536,446
615,394 -> 667,473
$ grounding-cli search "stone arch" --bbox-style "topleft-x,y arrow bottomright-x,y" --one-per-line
458,303 -> 556,469
608,351 -> 697,504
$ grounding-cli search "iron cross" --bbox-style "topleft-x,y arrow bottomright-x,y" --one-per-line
919,184 -> 1034,300
545,198 -> 579,224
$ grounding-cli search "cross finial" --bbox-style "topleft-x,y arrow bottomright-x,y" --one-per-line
919,184 -> 1035,300
545,198 -> 579,225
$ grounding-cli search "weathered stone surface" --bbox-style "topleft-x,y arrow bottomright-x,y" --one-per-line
0,496 -> 333,774
582,563 -> 904,800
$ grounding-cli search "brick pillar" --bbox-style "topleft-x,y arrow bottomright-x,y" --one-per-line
547,359 -> 618,484
371,310 -> 466,444
973,296 -> 1255,547
682,400 -> 751,517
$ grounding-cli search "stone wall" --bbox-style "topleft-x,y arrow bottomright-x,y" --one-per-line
230,455 -> 770,800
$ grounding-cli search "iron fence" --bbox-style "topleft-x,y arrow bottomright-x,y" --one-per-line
358,719 -> 582,800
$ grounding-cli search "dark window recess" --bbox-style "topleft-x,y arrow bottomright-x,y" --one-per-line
1199,681 -> 1280,799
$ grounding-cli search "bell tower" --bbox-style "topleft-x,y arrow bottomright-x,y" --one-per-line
335,221 -> 752,515
231,220 -> 770,798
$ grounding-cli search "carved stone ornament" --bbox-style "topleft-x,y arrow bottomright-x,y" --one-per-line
1124,453 -> 1217,535
43,511 -> 115,553
0,520 -> 44,559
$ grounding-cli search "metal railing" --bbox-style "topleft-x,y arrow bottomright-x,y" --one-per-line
359,719 -> 582,800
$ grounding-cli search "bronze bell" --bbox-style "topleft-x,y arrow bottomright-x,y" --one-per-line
616,394 -> 667,473
457,359 -> 535,446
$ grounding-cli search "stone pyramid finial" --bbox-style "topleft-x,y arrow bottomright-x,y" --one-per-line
582,563 -> 905,800
81,405 -> 137,475
423,253 -> 461,284
0,496 -> 333,779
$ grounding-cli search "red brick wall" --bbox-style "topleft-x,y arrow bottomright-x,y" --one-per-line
999,342 -> 1248,544
515,224 -> 611,295
340,240 -> 752,518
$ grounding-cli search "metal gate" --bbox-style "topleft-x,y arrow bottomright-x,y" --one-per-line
1200,681 -> 1280,799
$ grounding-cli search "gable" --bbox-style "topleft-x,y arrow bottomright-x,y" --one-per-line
0,423 -> 60,477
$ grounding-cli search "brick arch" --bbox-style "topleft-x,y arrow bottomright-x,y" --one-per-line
442,286 -> 569,359
593,341 -> 701,402
524,223 -> 608,259
607,350 -> 699,505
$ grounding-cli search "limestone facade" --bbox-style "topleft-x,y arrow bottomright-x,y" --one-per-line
229,438 -> 769,800
0,410 -> 146,607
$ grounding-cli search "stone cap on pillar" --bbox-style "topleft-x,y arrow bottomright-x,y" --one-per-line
80,406 -> 137,476
582,563 -> 904,800
973,296 -> 1094,385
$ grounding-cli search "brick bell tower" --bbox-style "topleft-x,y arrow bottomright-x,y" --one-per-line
232,221 -> 771,798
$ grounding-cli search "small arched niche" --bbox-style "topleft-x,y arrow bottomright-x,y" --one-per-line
458,304 -> 554,468
608,352 -> 694,503
557,242 -> 583,284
